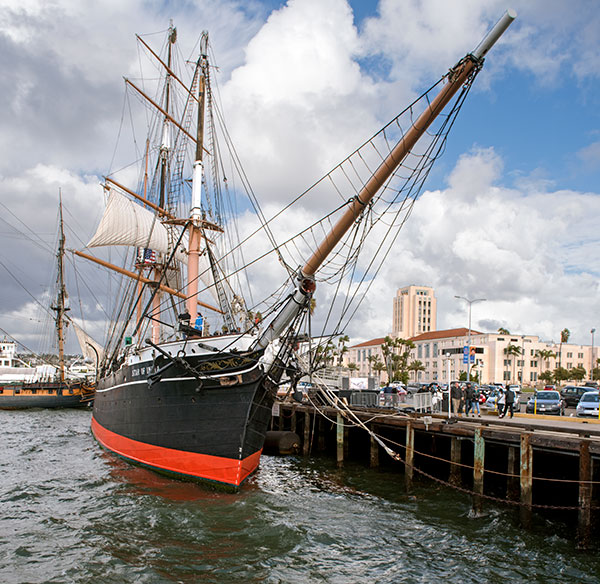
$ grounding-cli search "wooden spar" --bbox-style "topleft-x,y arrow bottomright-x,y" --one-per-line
301,58 -> 476,277
136,34 -> 199,107
72,249 -> 224,314
301,10 -> 516,278
252,10 -> 516,352
124,78 -> 210,157
104,176 -> 175,220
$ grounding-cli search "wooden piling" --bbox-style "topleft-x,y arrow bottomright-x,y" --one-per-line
370,426 -> 379,468
450,437 -> 461,485
291,405 -> 297,434
303,412 -> 311,456
405,422 -> 414,491
336,413 -> 344,465
520,432 -> 533,528
317,416 -> 326,452
577,440 -> 592,549
507,446 -> 519,501
473,428 -> 485,514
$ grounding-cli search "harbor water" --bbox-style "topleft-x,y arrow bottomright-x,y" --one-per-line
1,409 -> 599,583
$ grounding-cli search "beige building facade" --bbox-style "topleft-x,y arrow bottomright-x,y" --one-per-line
346,329 -> 596,387
392,285 -> 437,339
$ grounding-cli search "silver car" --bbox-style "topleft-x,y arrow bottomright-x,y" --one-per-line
576,391 -> 600,417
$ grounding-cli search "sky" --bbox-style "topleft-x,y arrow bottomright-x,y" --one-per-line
1,0 -> 600,355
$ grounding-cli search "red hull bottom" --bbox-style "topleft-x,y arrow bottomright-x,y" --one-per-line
91,417 -> 262,489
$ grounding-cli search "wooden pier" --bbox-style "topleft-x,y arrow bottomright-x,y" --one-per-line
271,401 -> 600,548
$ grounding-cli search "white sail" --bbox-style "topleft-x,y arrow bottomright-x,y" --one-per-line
87,189 -> 186,261
71,321 -> 105,364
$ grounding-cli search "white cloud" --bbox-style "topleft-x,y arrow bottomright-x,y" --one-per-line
1,0 -> 600,355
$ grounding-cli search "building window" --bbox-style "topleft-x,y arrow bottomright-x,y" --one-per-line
578,352 -> 584,358
418,345 -> 422,359
425,344 -> 430,358
433,343 -> 438,357
567,352 -> 573,358
530,372 -> 538,381
530,360 -> 537,368
567,363 -> 572,369
504,359 -> 510,366
503,371 -> 511,380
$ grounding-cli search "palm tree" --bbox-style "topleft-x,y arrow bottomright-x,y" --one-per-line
347,362 -> 358,372
371,358 -> 385,383
408,360 -> 425,382
498,327 -> 510,335
504,344 -> 522,383
558,328 -> 570,368
367,354 -> 376,376
535,349 -> 556,385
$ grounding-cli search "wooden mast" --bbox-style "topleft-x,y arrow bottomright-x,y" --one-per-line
186,32 -> 209,324
52,193 -> 69,383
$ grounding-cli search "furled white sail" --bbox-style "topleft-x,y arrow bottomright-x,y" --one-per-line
87,190 -> 186,261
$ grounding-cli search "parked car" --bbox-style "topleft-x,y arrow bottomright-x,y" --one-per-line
576,391 -> 600,417
561,385 -> 589,408
543,384 -> 556,391
525,391 -> 565,415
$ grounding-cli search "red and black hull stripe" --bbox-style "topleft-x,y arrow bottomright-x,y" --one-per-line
91,348 -> 275,490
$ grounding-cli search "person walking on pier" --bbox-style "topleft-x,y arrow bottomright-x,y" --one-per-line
499,384 -> 516,418
450,382 -> 462,416
498,385 -> 515,418
465,382 -> 481,417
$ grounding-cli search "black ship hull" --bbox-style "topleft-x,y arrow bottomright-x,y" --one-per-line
91,343 -> 275,489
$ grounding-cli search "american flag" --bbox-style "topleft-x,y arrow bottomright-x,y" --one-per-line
137,248 -> 156,264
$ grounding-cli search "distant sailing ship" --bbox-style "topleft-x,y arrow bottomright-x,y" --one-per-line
0,201 -> 96,409
82,12 -> 516,489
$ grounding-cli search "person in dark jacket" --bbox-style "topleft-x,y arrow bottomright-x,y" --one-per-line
465,382 -> 481,417
499,384 -> 515,418
450,382 -> 462,416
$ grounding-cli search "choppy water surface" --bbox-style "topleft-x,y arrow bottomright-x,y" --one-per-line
1,409 -> 599,583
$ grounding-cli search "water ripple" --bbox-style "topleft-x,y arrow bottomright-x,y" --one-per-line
1,410 -> 599,583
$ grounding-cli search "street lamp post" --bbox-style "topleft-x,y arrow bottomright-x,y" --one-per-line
520,335 -> 525,386
455,295 -> 486,382
591,328 -> 596,382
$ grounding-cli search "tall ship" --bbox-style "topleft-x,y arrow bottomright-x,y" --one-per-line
0,201 -> 96,409
84,12 -> 516,489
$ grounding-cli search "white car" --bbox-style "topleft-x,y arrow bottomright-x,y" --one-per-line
576,391 -> 600,417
